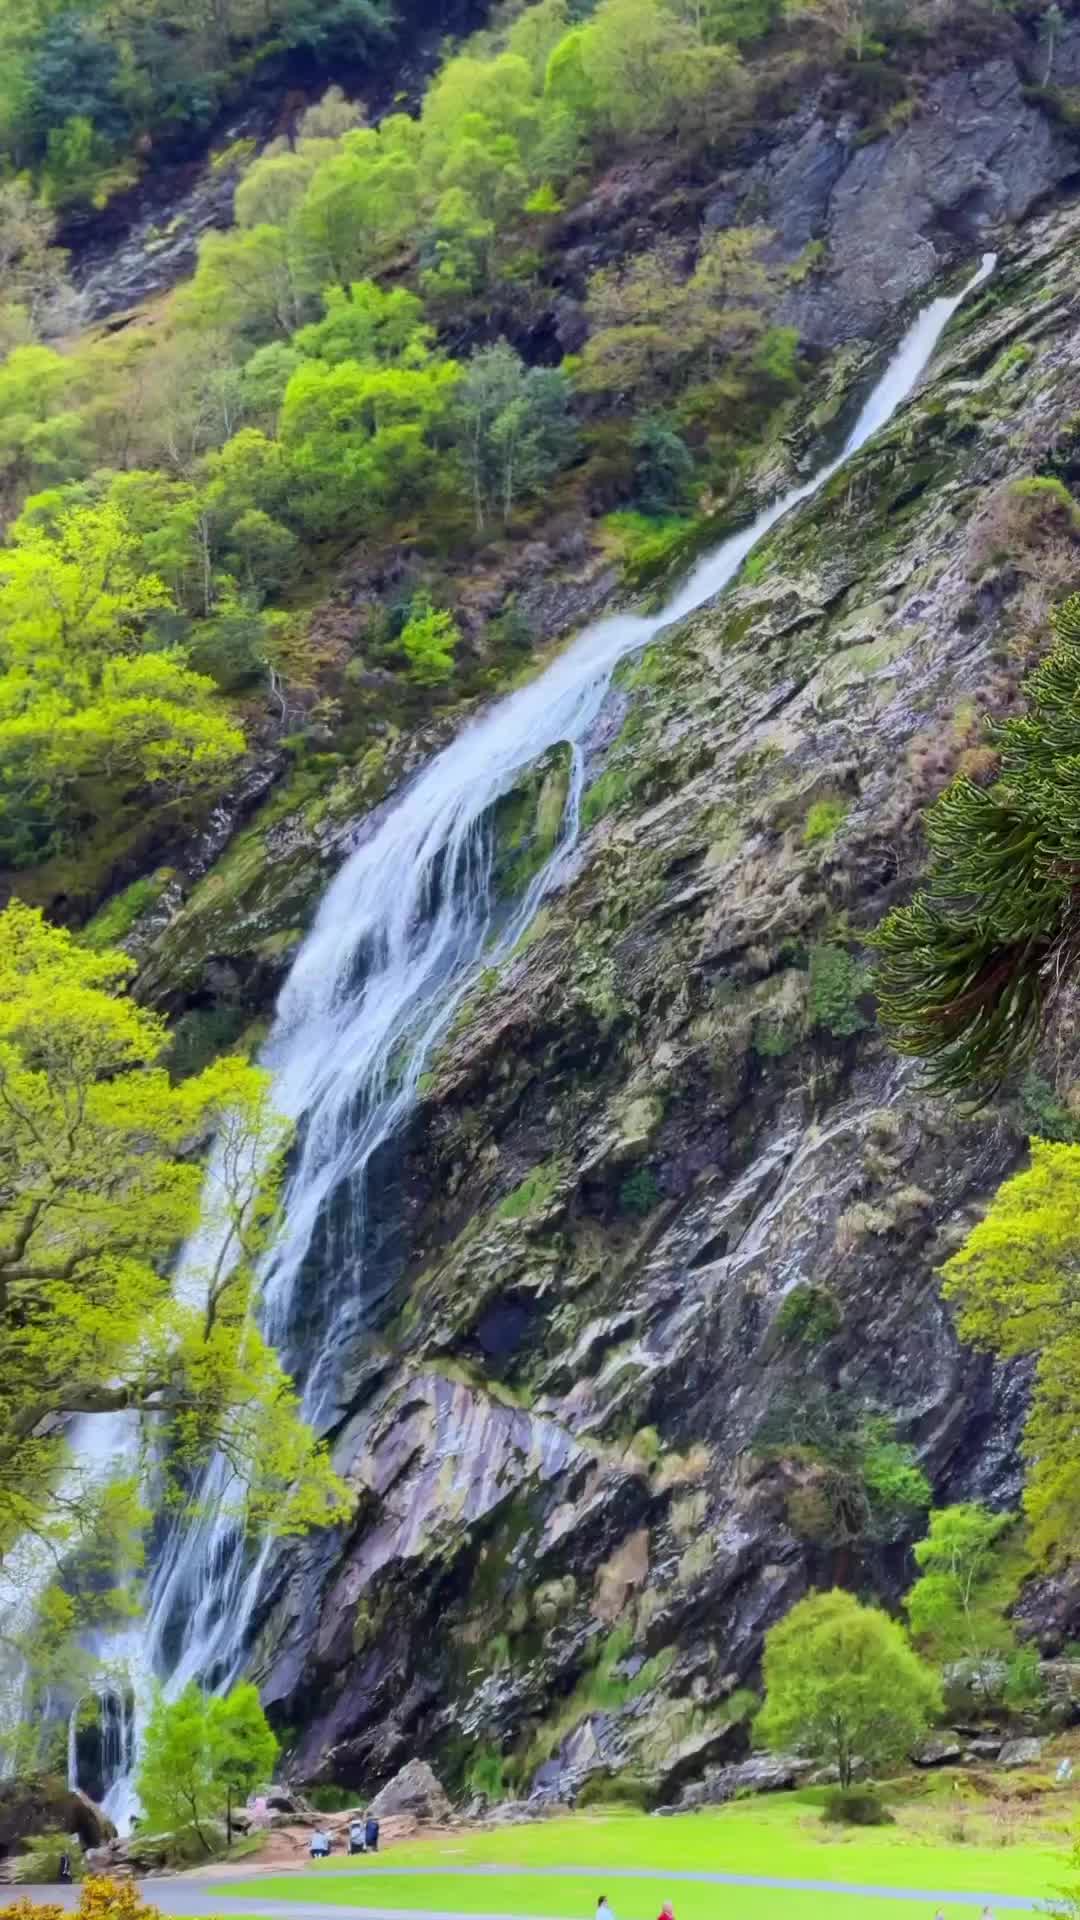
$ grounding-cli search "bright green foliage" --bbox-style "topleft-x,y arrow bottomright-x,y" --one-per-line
803,797 -> 848,845
138,1686 -> 219,1850
941,1140 -> 1080,1563
498,1159 -> 562,1220
0,504 -> 244,865
289,123 -> 420,298
138,1682 -> 277,1851
294,281 -> 434,368
280,356 -> 459,535
175,226 -> 302,346
400,600 -> 460,686
0,902 -> 352,1561
756,1589 -> 942,1788
207,1684 -> 279,1836
905,1503 -> 1024,1687
874,594 -> 1080,1096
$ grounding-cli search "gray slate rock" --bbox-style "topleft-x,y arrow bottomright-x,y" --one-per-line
998,1737 -> 1044,1768
368,1759 -> 452,1823
913,1736 -> 963,1767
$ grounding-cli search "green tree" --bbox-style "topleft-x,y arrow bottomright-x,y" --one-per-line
873,594 -> 1080,1098
905,1503 -> 1023,1694
137,1684 -> 219,1850
400,597 -> 460,686
280,356 -> 459,535
940,1141 -> 1080,1564
756,1589 -> 942,1786
138,1681 -> 276,1850
0,902 -> 352,1561
0,502 -> 244,863
581,228 -> 772,400
176,225 -> 303,347
453,340 -> 576,529
294,280 -> 433,369
206,1683 -> 279,1842
288,122 -> 420,298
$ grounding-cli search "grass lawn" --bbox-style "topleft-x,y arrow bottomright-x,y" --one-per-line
209,1878 -> 1047,1920
215,1789 -> 1076,1917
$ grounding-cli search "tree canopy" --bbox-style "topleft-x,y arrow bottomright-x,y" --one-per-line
873,594 -> 1080,1099
0,900 -> 351,1565
137,1681 -> 277,1848
755,1589 -> 942,1786
941,1140 -> 1080,1564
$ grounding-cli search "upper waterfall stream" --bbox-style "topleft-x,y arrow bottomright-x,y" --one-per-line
51,251 -> 994,1827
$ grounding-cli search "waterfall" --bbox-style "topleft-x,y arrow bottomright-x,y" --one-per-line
46,251 -> 994,1825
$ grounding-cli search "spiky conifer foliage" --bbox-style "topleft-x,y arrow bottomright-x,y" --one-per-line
874,593 -> 1080,1095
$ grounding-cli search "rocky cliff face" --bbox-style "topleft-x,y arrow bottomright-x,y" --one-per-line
131,54 -> 1080,1808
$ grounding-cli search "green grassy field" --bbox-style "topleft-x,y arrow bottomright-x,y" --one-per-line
216,1790 -> 1074,1918
214,1877 -> 1043,1920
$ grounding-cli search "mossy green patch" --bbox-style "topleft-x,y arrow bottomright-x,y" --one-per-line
80,868 -> 174,950
497,1159 -> 563,1221
802,797 -> 849,846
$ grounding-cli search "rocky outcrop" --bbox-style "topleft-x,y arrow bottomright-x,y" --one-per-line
0,1775 -> 114,1859
367,1760 -> 452,1822
231,200 -> 1080,1806
715,48 -> 1080,346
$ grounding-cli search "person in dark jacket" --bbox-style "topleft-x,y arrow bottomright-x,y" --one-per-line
364,1816 -> 379,1853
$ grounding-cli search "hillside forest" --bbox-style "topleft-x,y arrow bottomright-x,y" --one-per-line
6,0 -> 1080,1824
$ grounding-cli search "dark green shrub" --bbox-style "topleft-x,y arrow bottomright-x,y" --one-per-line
306,1783 -> 359,1811
464,1744 -> 505,1800
577,1771 -> 655,1810
618,1166 -> 661,1216
631,417 -> 695,515
775,1283 -> 841,1346
808,943 -> 868,1038
822,1786 -> 894,1826
168,1006 -> 248,1080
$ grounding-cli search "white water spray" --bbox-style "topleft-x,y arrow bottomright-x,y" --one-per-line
33,253 -> 993,1823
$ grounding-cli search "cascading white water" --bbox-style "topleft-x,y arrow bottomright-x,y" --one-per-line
50,251 -> 993,1825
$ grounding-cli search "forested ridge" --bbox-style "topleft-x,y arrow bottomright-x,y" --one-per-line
7,0 -> 1080,1827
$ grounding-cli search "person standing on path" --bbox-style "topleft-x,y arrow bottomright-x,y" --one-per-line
596,1897 -> 616,1920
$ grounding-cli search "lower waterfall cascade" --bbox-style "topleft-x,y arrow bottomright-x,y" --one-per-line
41,250 -> 994,1829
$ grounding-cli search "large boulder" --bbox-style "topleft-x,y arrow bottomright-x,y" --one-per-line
998,1738 -> 1044,1769
367,1760 -> 451,1824
0,1776 -> 114,1856
912,1737 -> 963,1768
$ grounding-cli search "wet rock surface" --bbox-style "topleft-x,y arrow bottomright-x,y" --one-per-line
0,1775 -> 114,1858
212,200 -> 1080,1806
718,46 -> 1080,346
88,19 -> 1080,1799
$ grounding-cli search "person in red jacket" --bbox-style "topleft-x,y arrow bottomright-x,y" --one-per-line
657,1904 -> 675,1919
